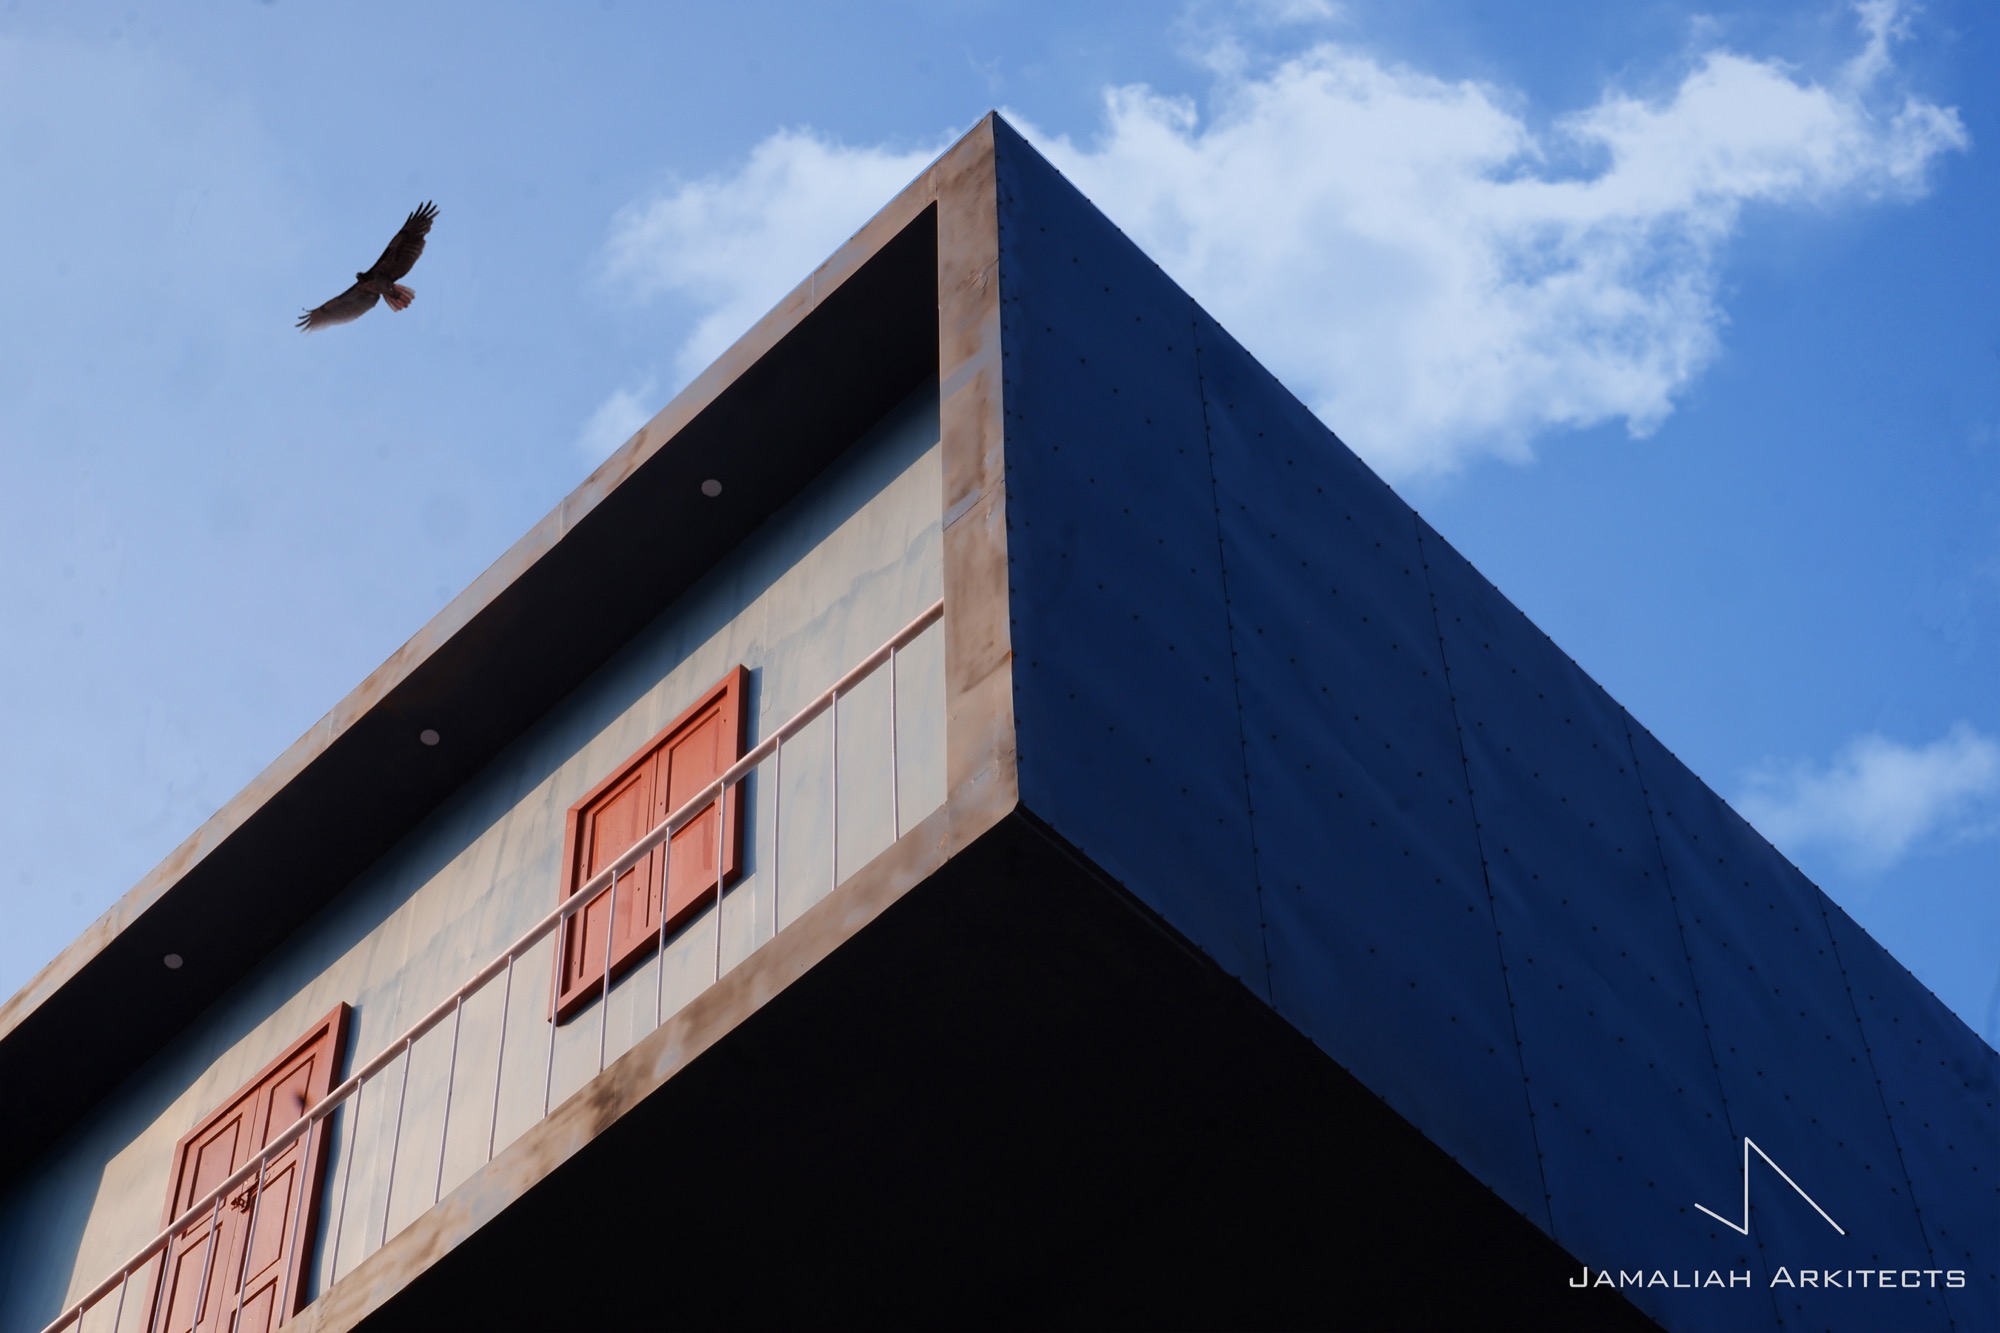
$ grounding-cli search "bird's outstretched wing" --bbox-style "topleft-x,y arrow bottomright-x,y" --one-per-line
364,201 -> 438,283
297,283 -> 381,331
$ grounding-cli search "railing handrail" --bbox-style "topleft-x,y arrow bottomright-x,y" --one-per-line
47,598 -> 943,1331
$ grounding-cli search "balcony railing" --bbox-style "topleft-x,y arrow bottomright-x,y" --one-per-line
46,598 -> 945,1333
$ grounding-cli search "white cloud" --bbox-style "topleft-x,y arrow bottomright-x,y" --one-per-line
575,376 -> 659,464
1844,0 -> 1909,89
1736,723 -> 2000,873
1024,1 -> 1966,476
600,2 -> 1964,479
1235,0 -> 1346,26
600,130 -> 952,385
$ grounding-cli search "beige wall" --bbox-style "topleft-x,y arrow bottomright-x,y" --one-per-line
0,382 -> 945,1327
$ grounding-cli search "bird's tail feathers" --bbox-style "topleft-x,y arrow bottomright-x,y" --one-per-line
386,284 -> 415,311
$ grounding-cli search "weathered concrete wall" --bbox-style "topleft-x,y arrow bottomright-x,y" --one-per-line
0,382 -> 945,1327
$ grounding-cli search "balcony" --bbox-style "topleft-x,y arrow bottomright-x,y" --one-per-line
47,602 -> 944,1333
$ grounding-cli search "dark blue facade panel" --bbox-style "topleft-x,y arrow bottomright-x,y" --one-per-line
1824,898 -> 2000,1330
1626,723 -> 1952,1332
994,127 -> 1264,986
991,122 -> 1992,1332
1416,521 -> 1770,1328
1192,319 -> 1545,1221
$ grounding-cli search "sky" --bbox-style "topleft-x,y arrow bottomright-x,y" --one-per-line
0,0 -> 1993,1048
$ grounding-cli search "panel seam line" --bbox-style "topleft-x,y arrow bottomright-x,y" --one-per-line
1621,722 -> 1786,1327
1816,893 -> 1954,1327
1412,516 -> 1553,1234
1190,323 -> 1275,1005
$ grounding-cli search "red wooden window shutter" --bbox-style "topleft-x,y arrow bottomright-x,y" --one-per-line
555,666 -> 748,1020
148,1003 -> 350,1333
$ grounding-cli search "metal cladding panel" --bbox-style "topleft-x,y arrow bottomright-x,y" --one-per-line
990,120 -> 1989,1330
1625,722 -> 1953,1332
1823,899 -> 2000,1329
1417,520 -> 1775,1329
1190,316 -> 1545,1221
993,126 -> 1264,984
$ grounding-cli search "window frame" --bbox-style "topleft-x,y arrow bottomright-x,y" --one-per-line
554,665 -> 749,1021
148,1002 -> 351,1333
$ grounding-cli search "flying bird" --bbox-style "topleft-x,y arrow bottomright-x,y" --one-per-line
296,201 -> 438,331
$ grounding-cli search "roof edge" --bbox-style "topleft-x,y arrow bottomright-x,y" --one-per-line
0,114 -> 1002,1051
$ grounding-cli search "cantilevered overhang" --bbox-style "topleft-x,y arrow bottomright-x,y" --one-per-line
301,811 -> 1654,1332
0,115 -> 1019,1187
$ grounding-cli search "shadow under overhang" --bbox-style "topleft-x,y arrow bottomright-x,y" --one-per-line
355,811 -> 1656,1333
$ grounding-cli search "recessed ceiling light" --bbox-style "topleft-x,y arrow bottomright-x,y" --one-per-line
163,953 -> 184,970
700,479 -> 722,498
419,728 -> 441,747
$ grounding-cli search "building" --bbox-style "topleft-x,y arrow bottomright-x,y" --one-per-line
2,116 -> 1992,1333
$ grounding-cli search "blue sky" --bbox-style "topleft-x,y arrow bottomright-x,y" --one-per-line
1,0 -> 1993,1046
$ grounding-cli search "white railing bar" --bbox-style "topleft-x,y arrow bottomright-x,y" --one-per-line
771,735 -> 783,944
190,1195 -> 223,1332
46,597 -> 942,1333
231,1152 -> 270,1333
107,1265 -> 129,1333
830,685 -> 840,901
485,952 -> 516,1163
327,1075 -> 363,1286
142,1212 -> 171,1333
597,870 -> 619,1075
828,676 -> 844,904
378,1038 -> 414,1254
890,645 -> 901,842
713,784 -> 727,982
276,1095 -> 315,1333
540,915 -> 562,1117
653,832 -> 673,1031
433,994 -> 465,1207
